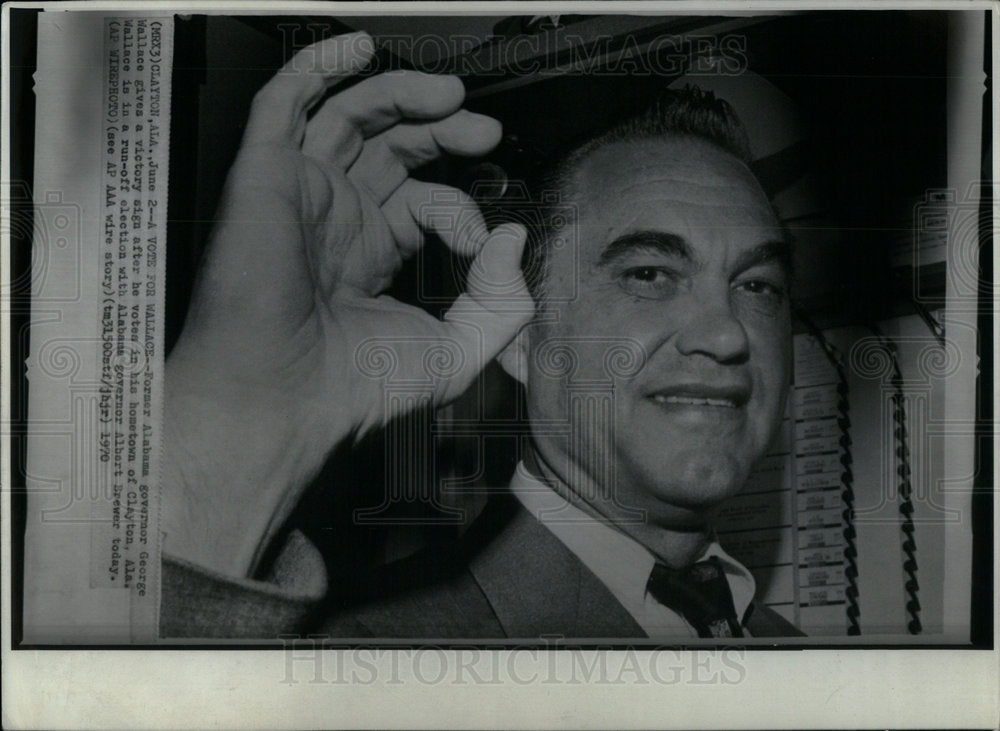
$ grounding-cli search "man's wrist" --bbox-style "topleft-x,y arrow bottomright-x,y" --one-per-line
160,350 -> 361,577
160,405 -> 260,577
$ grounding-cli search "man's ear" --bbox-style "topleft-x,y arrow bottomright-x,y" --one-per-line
497,326 -> 530,386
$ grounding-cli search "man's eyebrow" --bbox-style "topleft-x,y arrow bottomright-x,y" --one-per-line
597,231 -> 693,266
730,239 -> 794,276
596,230 -> 793,276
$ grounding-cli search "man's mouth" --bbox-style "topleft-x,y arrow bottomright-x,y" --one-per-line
646,383 -> 750,410
651,394 -> 737,408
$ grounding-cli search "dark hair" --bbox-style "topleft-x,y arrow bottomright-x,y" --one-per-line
519,85 -> 753,303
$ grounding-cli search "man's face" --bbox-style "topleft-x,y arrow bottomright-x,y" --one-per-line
519,137 -> 791,527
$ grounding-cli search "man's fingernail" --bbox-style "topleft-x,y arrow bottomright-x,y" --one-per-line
498,224 -> 526,241
333,30 -> 376,55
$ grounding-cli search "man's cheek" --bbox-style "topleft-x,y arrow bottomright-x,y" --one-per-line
751,332 -> 792,380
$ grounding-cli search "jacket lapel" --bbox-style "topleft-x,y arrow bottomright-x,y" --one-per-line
465,496 -> 805,640
469,501 -> 646,639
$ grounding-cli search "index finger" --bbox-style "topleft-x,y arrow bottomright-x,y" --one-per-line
242,31 -> 376,147
303,70 -> 466,165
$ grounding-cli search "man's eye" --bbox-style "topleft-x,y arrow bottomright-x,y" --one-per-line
737,280 -> 784,296
629,267 -> 666,282
733,278 -> 788,315
619,267 -> 677,298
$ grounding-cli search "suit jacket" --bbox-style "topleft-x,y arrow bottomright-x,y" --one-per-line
162,493 -> 803,640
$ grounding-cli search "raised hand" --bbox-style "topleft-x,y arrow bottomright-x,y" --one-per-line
163,33 -> 533,576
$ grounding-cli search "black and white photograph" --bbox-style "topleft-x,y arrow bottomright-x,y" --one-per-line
3,1 -> 996,728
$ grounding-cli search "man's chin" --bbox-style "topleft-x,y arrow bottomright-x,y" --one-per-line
626,454 -> 750,514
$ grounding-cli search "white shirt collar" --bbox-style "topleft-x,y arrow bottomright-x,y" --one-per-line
508,462 -> 756,639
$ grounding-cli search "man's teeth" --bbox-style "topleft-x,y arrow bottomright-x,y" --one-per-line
652,394 -> 736,408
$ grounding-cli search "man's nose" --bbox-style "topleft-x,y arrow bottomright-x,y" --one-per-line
674,291 -> 750,364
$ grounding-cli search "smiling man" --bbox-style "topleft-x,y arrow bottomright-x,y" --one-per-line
507,130 -> 792,555
487,116 -> 795,640
161,33 -> 801,640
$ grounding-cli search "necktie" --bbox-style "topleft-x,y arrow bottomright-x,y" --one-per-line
646,556 -> 745,638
